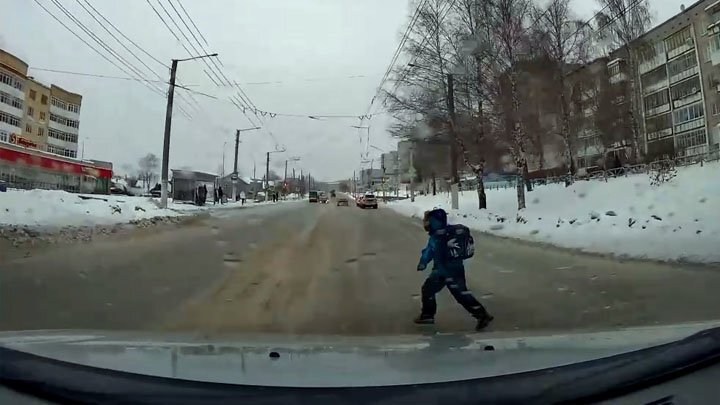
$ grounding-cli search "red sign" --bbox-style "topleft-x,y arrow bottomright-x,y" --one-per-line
0,143 -> 112,179
10,134 -> 38,149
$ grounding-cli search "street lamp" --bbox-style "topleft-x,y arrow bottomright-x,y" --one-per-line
160,52 -> 218,209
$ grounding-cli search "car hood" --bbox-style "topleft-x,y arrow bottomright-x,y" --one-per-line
1,321 -> 719,387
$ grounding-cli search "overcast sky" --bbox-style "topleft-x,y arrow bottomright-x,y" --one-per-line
2,0 -> 680,181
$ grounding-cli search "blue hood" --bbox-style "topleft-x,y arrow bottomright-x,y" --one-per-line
426,209 -> 447,234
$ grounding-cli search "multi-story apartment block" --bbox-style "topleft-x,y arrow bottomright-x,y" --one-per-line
565,0 -> 720,170
0,47 -> 110,193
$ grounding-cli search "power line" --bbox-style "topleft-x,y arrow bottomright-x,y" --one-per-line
174,0 -> 209,46
32,0 -> 192,119
78,0 -> 200,108
73,0 -> 200,111
28,67 -> 217,98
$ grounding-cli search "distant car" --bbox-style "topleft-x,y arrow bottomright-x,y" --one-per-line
309,191 -> 319,203
149,184 -> 161,198
357,193 -> 378,209
110,183 -> 130,195
319,191 -> 329,203
330,190 -> 336,198
336,196 -> 349,206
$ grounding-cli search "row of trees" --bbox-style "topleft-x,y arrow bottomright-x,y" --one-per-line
385,0 -> 653,210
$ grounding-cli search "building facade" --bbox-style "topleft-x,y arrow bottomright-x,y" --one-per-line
0,47 -> 107,192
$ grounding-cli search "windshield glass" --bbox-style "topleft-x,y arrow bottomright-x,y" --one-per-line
2,0 -> 720,384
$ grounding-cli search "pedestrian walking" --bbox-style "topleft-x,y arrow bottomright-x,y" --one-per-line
218,186 -> 225,205
213,187 -> 219,205
414,208 -> 493,331
240,190 -> 246,205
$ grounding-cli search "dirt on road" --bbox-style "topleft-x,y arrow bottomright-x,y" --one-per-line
3,199 -> 720,337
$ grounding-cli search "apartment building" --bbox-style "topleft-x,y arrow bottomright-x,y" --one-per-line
0,48 -> 109,193
47,84 -> 82,158
631,0 -> 720,159
0,49 -> 27,146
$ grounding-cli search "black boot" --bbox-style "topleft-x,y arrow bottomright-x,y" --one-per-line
414,314 -> 435,325
475,314 -> 494,331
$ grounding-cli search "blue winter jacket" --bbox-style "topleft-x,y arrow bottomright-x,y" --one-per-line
418,213 -> 464,276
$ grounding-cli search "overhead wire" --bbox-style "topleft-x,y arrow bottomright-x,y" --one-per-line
73,0 -> 200,110
32,0 -> 192,119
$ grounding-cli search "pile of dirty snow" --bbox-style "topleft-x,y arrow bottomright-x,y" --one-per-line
0,189 -> 180,228
389,162 -> 720,263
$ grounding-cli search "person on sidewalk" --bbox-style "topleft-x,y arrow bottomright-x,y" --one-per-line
414,208 -> 493,331
213,187 -> 219,205
218,186 -> 225,205
240,190 -> 246,205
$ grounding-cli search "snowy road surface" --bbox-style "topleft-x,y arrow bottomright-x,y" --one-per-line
2,199 -> 720,335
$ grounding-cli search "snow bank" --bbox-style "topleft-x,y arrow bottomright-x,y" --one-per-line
0,189 -> 180,228
388,162 -> 720,263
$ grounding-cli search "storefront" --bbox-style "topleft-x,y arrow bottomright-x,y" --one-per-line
0,142 -> 112,194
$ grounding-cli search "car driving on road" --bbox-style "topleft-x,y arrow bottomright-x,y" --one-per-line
337,195 -> 349,206
357,193 -> 378,209
319,191 -> 329,203
309,190 -> 319,203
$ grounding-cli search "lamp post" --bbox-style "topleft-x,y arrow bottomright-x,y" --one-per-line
160,52 -> 218,208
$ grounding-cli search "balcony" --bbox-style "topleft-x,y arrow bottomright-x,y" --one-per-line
642,81 -> 668,96
674,117 -> 705,134
672,92 -> 702,109
667,38 -> 694,61
669,66 -> 698,84
609,72 -> 628,84
48,118 -> 79,135
638,54 -> 667,75
645,103 -> 670,117
50,104 -> 80,121
0,101 -> 23,120
0,82 -> 25,101
646,128 -> 673,141
47,135 -> 78,151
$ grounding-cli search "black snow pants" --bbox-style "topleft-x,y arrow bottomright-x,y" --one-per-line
421,271 -> 489,318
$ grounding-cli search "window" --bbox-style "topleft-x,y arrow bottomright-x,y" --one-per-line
664,27 -> 693,54
51,96 -> 67,110
676,128 -> 707,149
0,91 -> 23,109
29,89 -> 36,100
0,111 -> 22,127
714,103 -> 720,116
67,103 -> 80,113
25,124 -> 32,133
27,106 -> 34,117
641,65 -> 667,90
667,50 -> 697,77
49,113 -> 80,129
643,89 -> 669,110
608,63 -> 620,76
672,102 -> 704,124
38,127 -> 45,137
41,94 -> 48,105
670,76 -> 701,101
48,128 -> 78,143
0,71 -> 22,90
47,144 -> 77,158
0,130 -> 7,143
645,113 -> 672,139
39,112 -> 46,121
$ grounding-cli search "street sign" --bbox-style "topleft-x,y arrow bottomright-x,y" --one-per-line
230,173 -> 238,180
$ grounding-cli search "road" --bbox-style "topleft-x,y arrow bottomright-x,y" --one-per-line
3,198 -> 720,336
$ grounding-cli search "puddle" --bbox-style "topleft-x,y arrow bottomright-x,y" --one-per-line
345,258 -> 358,263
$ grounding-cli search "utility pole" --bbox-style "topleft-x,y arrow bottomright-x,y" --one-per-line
160,59 -> 178,209
159,53 -> 217,209
447,73 -> 459,210
410,145 -> 415,202
265,152 -> 270,191
232,129 -> 240,201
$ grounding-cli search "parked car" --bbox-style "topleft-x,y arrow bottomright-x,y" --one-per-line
357,193 -> 378,209
319,191 -> 329,203
309,190 -> 319,203
336,196 -> 349,206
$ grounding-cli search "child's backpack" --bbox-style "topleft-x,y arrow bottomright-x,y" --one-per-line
435,224 -> 475,262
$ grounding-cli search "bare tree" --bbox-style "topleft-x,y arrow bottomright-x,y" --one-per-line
138,153 -> 159,192
487,0 -> 533,209
595,0 -> 653,162
534,0 -> 592,180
